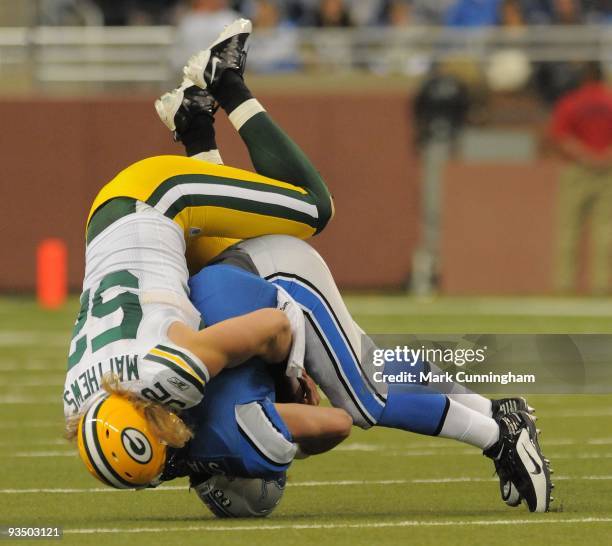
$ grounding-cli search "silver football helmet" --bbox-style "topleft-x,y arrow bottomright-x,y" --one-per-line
193,473 -> 286,518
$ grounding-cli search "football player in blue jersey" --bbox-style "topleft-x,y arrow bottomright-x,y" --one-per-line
156,235 -> 553,515
156,258 -> 352,517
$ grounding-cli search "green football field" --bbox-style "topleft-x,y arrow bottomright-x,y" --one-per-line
1,295 -> 611,545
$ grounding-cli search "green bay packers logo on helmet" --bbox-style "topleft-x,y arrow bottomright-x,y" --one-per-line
121,428 -> 153,464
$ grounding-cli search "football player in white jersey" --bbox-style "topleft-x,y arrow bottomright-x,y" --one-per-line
67,18 -> 553,514
65,19 -> 341,489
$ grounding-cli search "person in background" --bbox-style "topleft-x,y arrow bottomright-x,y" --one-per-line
40,0 -> 103,25
92,0 -> 178,25
499,0 -> 527,26
126,0 -> 179,24
346,0 -> 385,26
314,0 -> 354,27
584,0 -> 612,23
511,0 -> 583,25
551,0 -> 583,23
531,1 -> 584,104
411,0 -> 456,24
550,61 -> 612,295
171,0 -> 239,75
512,0 -> 552,23
445,0 -> 502,27
248,0 -> 301,73
367,0 -> 413,73
381,0 -> 413,26
289,0 -> 386,26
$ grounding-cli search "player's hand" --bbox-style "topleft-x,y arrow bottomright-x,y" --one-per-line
298,372 -> 320,406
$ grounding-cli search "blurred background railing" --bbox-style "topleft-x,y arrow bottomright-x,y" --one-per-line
0,25 -> 612,91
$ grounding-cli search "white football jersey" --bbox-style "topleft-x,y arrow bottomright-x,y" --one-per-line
63,204 -> 209,418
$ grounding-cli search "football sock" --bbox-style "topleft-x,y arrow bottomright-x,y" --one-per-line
438,399 -> 499,449
213,71 -> 333,226
179,113 -> 220,159
191,150 -> 223,165
449,393 -> 493,418
213,70 -> 254,114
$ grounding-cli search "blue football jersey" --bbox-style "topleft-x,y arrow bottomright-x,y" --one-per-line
183,264 -> 296,479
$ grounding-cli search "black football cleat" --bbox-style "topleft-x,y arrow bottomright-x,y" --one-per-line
491,397 -> 536,507
184,18 -> 251,91
484,411 -> 553,513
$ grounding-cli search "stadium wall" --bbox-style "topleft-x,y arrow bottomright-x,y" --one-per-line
1,95 -> 583,294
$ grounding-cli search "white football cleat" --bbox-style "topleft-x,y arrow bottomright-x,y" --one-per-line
154,78 -> 218,138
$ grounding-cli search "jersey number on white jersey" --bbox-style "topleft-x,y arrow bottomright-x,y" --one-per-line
68,270 -> 143,370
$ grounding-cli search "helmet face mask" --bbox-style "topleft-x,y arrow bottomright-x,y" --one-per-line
77,394 -> 167,489
193,473 -> 286,518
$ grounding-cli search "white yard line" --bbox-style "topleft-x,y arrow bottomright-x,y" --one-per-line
0,438 -> 66,447
64,517 -> 612,534
541,408 -> 612,418
0,362 -> 63,372
0,332 -> 68,347
588,437 -> 612,445
1,475 -> 611,495
0,421 -> 59,429
7,436 -> 612,453
335,438 -> 581,451
0,395 -> 59,404
346,297 -> 612,317
2,392 -> 612,420
9,438 -> 612,454
14,450 -> 76,458
13,449 -> 607,460
381,450 -> 612,460
0,379 -> 64,387
335,438 -> 612,452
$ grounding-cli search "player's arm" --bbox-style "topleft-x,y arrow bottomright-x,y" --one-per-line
555,135 -> 612,168
167,308 -> 291,378
274,404 -> 353,456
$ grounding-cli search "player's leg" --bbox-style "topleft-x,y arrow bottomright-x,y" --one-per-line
161,74 -> 329,212
222,235 -> 498,448
218,235 -> 496,418
554,165 -> 589,293
589,174 -> 612,294
155,79 -> 243,269
184,19 -> 334,229
142,21 -> 333,248
212,73 -> 331,215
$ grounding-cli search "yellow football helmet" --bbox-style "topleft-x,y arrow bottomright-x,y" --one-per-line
77,394 -> 167,489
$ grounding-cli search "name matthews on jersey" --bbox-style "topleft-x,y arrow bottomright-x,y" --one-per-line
64,354 -> 140,414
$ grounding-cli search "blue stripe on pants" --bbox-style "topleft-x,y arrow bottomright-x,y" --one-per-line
271,277 -> 385,424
